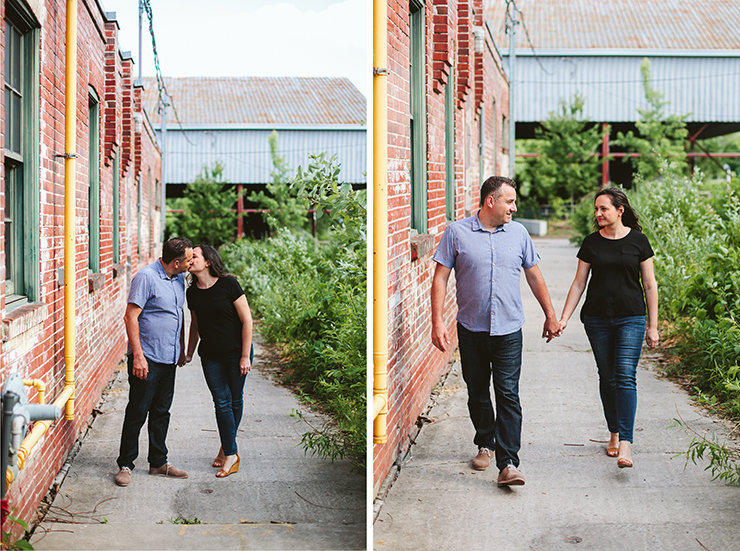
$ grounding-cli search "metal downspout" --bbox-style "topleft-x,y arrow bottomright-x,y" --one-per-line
372,0 -> 388,444
62,0 -> 77,422
13,0 -> 77,477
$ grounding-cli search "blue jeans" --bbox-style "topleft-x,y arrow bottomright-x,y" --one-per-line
457,324 -> 523,471
201,344 -> 253,456
583,315 -> 646,443
118,355 -> 176,470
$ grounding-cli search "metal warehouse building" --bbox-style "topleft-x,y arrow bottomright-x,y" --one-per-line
485,0 -> 740,184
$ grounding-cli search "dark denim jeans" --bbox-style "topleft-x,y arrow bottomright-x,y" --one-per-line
457,323 -> 523,471
583,315 -> 646,443
118,354 -> 177,470
201,344 -> 254,456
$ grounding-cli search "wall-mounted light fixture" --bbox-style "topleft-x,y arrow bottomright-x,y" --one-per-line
133,112 -> 143,134
473,27 -> 485,54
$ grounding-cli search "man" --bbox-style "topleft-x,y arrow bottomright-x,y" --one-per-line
431,176 -> 560,486
115,238 -> 194,487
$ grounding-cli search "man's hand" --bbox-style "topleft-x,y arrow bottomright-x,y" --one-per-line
177,350 -> 188,367
132,354 -> 148,379
431,322 -> 451,353
542,316 -> 562,343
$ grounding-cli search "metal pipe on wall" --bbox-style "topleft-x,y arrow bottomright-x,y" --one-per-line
372,0 -> 388,444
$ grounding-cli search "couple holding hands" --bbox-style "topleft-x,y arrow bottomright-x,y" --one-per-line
431,176 -> 658,486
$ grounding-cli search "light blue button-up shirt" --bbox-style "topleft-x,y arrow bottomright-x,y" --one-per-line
126,259 -> 186,364
433,213 -> 540,336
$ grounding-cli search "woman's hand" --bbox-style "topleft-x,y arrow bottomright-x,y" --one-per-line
645,327 -> 659,349
240,356 -> 251,375
558,319 -> 568,333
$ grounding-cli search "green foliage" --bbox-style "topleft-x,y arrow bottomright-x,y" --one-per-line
220,154 -> 366,469
671,417 -> 740,485
517,94 -> 604,214
165,161 -> 239,247
623,166 -> 740,479
694,131 -> 740,179
2,513 -> 33,550
614,58 -> 690,181
167,516 -> 201,525
248,130 -> 317,236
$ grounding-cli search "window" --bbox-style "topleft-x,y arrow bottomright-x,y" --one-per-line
4,2 -> 40,309
409,0 -> 427,234
502,114 -> 509,152
444,68 -> 455,221
491,100 -> 497,176
112,149 -> 120,262
88,88 -> 100,272
478,104 -> 485,192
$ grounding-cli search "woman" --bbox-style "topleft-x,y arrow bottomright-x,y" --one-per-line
185,244 -> 253,478
559,188 -> 659,468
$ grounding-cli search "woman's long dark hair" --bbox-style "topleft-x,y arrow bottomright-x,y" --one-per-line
594,187 -> 642,232
198,243 -> 232,279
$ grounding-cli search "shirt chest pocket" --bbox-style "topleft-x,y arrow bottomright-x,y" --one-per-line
497,245 -> 524,271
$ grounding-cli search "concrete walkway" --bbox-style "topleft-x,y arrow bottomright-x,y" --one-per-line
374,238 -> 739,551
30,332 -> 366,551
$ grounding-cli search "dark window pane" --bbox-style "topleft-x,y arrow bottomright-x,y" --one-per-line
11,92 -> 21,153
11,25 -> 21,91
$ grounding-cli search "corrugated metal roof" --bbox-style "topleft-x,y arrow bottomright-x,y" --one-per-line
142,76 -> 366,126
485,0 -> 740,51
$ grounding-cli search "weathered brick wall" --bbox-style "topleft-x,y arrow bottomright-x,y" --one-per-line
1,0 -> 160,534
375,0 -> 509,495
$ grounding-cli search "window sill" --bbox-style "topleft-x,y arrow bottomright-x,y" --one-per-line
410,233 -> 435,262
88,271 -> 105,293
2,301 -> 47,345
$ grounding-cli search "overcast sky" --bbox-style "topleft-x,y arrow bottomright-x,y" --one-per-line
102,0 -> 368,98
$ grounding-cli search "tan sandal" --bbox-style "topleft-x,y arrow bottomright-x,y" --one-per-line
606,447 -> 618,457
216,454 -> 240,478
212,447 -> 226,468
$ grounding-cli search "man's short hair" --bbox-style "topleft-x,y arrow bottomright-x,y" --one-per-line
480,176 -> 516,207
162,237 -> 193,264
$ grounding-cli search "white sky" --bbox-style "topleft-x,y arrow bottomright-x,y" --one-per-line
101,0 -> 369,98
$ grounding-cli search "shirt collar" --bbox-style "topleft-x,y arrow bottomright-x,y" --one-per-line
154,258 -> 179,281
473,211 -> 507,233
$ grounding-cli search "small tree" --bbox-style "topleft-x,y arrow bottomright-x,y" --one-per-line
168,161 -> 239,247
249,130 -> 313,234
518,94 -> 604,214
615,57 -> 689,181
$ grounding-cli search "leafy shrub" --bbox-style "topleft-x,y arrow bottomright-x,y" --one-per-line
220,153 -> 366,469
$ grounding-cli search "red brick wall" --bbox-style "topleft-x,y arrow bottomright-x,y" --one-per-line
1,0 -> 161,535
375,0 -> 509,495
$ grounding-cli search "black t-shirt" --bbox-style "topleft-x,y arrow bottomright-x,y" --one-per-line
186,276 -> 245,358
577,229 -> 654,319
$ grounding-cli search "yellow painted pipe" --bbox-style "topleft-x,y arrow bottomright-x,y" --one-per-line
372,0 -> 388,445
63,0 -> 77,421
16,385 -> 74,471
6,0 -> 78,488
22,379 -> 46,405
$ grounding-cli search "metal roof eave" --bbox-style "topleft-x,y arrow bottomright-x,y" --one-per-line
501,48 -> 740,58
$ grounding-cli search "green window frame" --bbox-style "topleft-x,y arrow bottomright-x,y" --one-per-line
88,87 -> 100,273
445,68 -> 455,221
478,104 -> 485,188
4,1 -> 40,309
409,0 -> 427,234
491,99 -> 497,176
112,149 -> 120,262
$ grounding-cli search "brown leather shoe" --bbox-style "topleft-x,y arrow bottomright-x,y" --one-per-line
115,467 -> 131,486
497,464 -> 525,486
472,447 -> 494,470
149,462 -> 188,479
